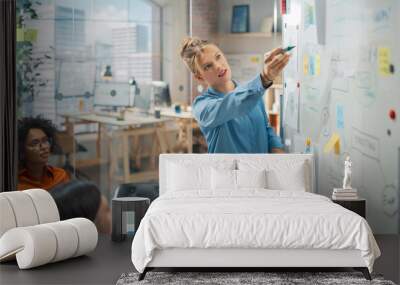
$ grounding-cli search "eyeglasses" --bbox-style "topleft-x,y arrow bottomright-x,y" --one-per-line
27,137 -> 51,149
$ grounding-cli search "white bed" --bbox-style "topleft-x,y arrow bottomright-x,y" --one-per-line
131,154 -> 380,280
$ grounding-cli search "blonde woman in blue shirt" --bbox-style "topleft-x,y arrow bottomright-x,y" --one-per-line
180,37 -> 290,154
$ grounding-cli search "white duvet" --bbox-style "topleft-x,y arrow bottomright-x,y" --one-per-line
131,190 -> 380,273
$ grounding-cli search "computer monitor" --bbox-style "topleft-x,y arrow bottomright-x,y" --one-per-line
132,82 -> 152,111
93,80 -> 171,111
94,81 -> 135,107
152,81 -> 171,107
130,81 -> 171,111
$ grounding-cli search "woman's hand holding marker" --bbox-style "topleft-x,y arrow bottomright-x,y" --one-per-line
261,46 -> 293,83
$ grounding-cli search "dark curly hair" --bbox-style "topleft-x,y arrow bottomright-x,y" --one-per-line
18,116 -> 59,167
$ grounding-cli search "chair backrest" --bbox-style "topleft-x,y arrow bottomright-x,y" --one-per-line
159,153 -> 315,195
55,131 -> 75,154
0,189 -> 60,238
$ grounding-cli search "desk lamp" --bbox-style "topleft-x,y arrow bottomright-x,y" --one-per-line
102,65 -> 113,81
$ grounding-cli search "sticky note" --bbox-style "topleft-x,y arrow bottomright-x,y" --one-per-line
16,28 -> 24,42
304,3 -> 315,29
309,56 -> 315,75
315,54 -> 321,76
378,47 -> 391,76
303,55 -> 309,75
336,105 -> 344,129
24,28 -> 38,43
324,132 -> 340,154
250,56 -> 260,63
286,0 -> 291,14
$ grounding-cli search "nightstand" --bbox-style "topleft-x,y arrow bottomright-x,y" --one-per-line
332,198 -> 366,218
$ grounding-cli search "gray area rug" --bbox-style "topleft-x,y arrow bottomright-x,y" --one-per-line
116,271 -> 396,285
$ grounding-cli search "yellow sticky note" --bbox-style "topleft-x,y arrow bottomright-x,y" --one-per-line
324,132 -> 340,154
16,28 -> 24,42
24,29 -> 38,43
303,55 -> 309,75
378,47 -> 391,76
250,56 -> 260,63
16,28 -> 38,42
315,54 -> 320,76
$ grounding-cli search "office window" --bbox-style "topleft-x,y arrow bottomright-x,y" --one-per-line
55,6 -> 85,53
16,0 -> 163,197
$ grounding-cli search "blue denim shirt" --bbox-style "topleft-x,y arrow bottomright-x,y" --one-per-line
192,75 -> 283,153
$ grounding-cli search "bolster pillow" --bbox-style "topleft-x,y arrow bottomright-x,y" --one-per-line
0,218 -> 98,269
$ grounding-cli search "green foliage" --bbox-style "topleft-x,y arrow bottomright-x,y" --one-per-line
16,0 -> 41,28
16,42 -> 52,107
16,0 -> 51,112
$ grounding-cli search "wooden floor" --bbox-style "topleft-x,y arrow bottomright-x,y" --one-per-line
0,234 -> 398,285
373,234 -> 400,284
0,235 -> 133,285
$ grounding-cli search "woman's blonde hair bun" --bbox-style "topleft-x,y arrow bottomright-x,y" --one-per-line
179,37 -> 210,74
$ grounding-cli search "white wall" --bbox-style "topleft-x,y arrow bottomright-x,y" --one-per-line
217,0 -> 281,33
161,0 -> 190,104
215,0 -> 282,55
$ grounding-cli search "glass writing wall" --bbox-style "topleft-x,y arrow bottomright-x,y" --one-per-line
16,0 -> 192,234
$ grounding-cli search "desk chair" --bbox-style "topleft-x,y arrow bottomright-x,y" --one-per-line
55,132 -> 90,180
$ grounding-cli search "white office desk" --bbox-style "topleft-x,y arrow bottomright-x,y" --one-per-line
159,108 -> 193,120
59,112 -> 173,191
158,108 -> 196,153
63,112 -> 170,127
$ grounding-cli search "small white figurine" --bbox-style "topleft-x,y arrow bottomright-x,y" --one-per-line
342,156 -> 352,189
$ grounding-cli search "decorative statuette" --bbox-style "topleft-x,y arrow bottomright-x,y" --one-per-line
342,156 -> 352,190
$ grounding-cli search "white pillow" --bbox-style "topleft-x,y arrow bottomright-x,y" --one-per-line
167,163 -> 209,191
238,158 -> 310,192
266,161 -> 307,191
211,168 -> 236,190
167,160 -> 235,192
211,169 -> 268,190
236,169 -> 267,189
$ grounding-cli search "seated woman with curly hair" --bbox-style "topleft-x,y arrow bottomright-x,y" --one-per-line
17,116 -> 70,190
17,116 -> 111,234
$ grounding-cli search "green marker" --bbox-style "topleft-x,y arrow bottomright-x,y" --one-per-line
283,45 -> 296,52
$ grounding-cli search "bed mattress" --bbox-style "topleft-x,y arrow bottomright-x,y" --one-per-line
131,190 -> 380,273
